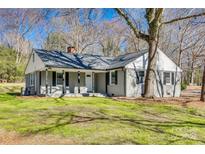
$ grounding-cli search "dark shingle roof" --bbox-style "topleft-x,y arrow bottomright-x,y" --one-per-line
34,49 -> 147,70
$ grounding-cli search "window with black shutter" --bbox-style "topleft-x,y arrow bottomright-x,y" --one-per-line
65,72 -> 69,86
110,71 -> 118,85
56,73 -> 63,85
52,72 -> 56,86
163,72 -> 171,85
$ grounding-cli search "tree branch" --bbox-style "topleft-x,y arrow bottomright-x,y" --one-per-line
162,12 -> 205,25
115,8 -> 149,42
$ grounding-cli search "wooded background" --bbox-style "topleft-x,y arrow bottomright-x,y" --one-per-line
0,8 -> 205,95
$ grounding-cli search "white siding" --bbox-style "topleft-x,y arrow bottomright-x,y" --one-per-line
125,49 -> 182,72
126,69 -> 143,97
25,51 -> 45,74
125,49 -> 182,97
107,70 -> 125,96
95,73 -> 106,94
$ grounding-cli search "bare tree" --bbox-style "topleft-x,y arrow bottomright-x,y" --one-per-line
45,9 -> 102,54
116,8 -> 205,98
201,60 -> 205,101
0,9 -> 48,64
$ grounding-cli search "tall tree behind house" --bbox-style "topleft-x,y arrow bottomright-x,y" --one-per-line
115,8 -> 205,98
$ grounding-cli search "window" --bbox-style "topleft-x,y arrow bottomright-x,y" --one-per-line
163,72 -> 171,85
29,73 -> 35,86
56,73 -> 63,85
136,71 -> 144,84
110,71 -> 118,85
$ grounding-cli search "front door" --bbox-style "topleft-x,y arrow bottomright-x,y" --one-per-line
85,72 -> 92,92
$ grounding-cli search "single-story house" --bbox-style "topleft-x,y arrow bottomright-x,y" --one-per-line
24,48 -> 182,97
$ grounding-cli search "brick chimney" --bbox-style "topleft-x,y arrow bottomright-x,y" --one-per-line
66,46 -> 76,54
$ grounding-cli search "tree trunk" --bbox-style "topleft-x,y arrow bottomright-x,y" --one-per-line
200,63 -> 205,101
190,70 -> 194,85
144,39 -> 158,97
190,61 -> 194,85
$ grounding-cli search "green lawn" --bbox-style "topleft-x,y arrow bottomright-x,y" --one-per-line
0,84 -> 205,144
0,83 -> 23,94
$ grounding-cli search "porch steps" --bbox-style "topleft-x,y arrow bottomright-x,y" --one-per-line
49,93 -> 107,98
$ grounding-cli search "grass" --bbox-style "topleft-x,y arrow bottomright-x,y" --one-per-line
0,83 -> 23,94
1,83 -> 205,144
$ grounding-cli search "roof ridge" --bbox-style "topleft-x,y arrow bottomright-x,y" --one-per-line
34,48 -> 114,58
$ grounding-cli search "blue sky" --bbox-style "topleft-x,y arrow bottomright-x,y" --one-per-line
101,8 -> 117,20
22,8 -> 148,49
26,8 -> 118,48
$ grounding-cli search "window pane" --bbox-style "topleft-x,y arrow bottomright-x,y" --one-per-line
139,71 -> 144,77
30,73 -> 35,86
111,71 -> 116,84
57,73 -> 63,85
111,72 -> 115,84
164,72 -> 170,85
136,71 -> 144,84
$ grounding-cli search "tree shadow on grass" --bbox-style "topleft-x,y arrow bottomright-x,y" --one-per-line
6,92 -> 21,96
24,109 -> 205,144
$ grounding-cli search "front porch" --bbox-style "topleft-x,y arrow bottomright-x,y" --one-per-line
25,68 -> 108,97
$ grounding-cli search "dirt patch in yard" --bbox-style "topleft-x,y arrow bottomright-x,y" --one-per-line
0,129 -> 75,144
113,86 -> 205,109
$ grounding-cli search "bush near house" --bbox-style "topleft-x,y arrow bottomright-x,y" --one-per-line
181,83 -> 187,90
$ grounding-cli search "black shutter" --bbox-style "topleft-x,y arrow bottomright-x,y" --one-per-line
106,72 -> 109,93
115,71 -> 118,84
65,72 -> 69,86
136,71 -> 139,84
52,72 -> 56,86
39,71 -> 41,86
171,72 -> 175,85
163,72 -> 166,85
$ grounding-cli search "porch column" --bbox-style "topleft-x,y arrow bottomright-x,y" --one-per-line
92,72 -> 95,93
62,70 -> 65,94
78,71 -> 80,93
45,69 -> 48,96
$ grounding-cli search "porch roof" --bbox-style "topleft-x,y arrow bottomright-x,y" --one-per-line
34,48 -> 147,70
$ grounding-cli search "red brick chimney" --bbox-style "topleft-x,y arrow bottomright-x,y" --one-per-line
66,46 -> 76,54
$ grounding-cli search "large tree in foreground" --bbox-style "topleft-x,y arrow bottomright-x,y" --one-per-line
116,8 -> 205,98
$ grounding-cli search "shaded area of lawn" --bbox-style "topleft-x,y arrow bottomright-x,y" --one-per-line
1,92 -> 205,144
0,83 -> 23,95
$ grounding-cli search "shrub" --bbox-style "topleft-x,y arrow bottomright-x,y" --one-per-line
181,83 -> 187,90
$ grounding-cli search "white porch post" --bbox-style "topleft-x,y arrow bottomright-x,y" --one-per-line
92,72 -> 95,93
45,69 -> 48,96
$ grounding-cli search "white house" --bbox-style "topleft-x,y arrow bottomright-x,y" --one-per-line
24,48 -> 182,97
